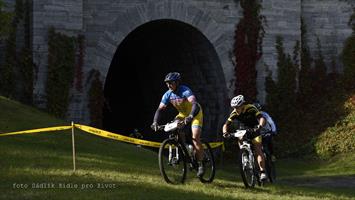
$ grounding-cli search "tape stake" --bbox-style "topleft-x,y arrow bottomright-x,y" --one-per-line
71,121 -> 76,172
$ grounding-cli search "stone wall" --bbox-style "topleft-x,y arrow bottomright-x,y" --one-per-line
3,0 -> 353,125
302,0 -> 354,72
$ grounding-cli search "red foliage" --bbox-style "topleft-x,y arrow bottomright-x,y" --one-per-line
233,0 -> 264,101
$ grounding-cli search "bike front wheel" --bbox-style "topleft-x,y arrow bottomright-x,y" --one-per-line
159,139 -> 187,184
239,147 -> 256,188
198,142 -> 216,183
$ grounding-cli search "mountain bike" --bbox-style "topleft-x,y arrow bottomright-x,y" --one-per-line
157,120 -> 215,184
225,129 -> 275,188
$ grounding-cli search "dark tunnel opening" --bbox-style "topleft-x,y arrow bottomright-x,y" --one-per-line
103,19 -> 228,142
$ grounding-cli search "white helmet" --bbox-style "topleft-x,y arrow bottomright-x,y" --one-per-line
230,95 -> 245,107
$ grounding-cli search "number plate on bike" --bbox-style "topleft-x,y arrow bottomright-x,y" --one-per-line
233,130 -> 247,139
164,121 -> 179,132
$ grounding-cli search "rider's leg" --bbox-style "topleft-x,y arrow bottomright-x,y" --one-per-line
253,136 -> 267,180
255,143 -> 267,181
192,127 -> 203,161
192,126 -> 205,177
190,110 -> 204,161
190,111 -> 204,177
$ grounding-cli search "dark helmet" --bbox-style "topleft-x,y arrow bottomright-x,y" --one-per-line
164,72 -> 181,82
254,102 -> 262,110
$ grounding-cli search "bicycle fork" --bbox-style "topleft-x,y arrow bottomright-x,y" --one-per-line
168,145 -> 180,164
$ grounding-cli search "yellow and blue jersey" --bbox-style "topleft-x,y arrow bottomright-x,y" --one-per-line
161,85 -> 195,116
161,85 -> 203,128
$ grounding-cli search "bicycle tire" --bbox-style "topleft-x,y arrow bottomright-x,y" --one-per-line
239,147 -> 256,188
158,138 -> 187,184
198,142 -> 216,183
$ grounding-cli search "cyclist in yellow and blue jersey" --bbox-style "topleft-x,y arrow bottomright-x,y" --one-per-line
151,72 -> 205,177
222,94 -> 268,181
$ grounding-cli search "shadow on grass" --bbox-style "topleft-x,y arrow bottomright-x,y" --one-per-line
278,174 -> 355,189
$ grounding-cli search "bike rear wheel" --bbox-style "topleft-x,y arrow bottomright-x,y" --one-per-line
198,142 -> 216,183
265,154 -> 276,183
239,148 -> 256,188
159,139 -> 187,184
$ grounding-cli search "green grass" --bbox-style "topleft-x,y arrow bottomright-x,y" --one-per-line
0,96 -> 354,200
314,95 -> 355,158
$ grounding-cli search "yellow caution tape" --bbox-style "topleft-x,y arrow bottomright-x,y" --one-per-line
75,124 -> 224,149
0,123 -> 225,151
0,126 -> 72,136
74,124 -> 162,148
207,142 -> 224,149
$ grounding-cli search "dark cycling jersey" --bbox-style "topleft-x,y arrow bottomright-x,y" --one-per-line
225,104 -> 262,128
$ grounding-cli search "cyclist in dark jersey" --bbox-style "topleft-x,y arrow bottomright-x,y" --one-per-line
151,72 -> 205,177
222,95 -> 268,181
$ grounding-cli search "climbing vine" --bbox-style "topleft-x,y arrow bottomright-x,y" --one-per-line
268,36 -> 297,117
75,34 -> 84,92
0,0 -> 19,97
0,0 -> 13,39
87,69 -> 104,128
298,17 -> 313,106
0,0 -> 34,104
341,8 -> 355,88
46,27 -> 76,118
20,0 -> 34,104
233,0 -> 265,101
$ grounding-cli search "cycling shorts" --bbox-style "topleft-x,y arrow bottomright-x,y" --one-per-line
176,110 -> 203,129
252,135 -> 262,144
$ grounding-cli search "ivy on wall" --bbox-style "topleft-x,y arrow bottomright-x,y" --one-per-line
265,12 -> 355,157
0,0 -> 18,97
298,17 -> 313,106
341,8 -> 355,88
0,0 -> 13,39
233,0 -> 265,101
75,34 -> 84,92
87,69 -> 104,128
0,0 -> 34,104
265,36 -> 297,118
20,0 -> 34,104
46,27 -> 76,118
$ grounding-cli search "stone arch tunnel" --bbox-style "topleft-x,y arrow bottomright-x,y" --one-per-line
103,19 -> 228,142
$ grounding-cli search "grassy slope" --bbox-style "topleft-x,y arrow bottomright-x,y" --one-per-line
314,95 -> 355,157
0,96 -> 354,200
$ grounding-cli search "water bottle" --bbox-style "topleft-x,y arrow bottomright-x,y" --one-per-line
186,144 -> 194,157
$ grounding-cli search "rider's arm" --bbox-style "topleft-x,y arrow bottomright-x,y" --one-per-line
251,106 -> 265,129
222,110 -> 236,134
153,103 -> 167,123
263,112 -> 277,133
256,115 -> 266,129
222,123 -> 230,134
187,95 -> 200,117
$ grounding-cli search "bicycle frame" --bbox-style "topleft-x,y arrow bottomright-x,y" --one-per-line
166,128 -> 198,169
